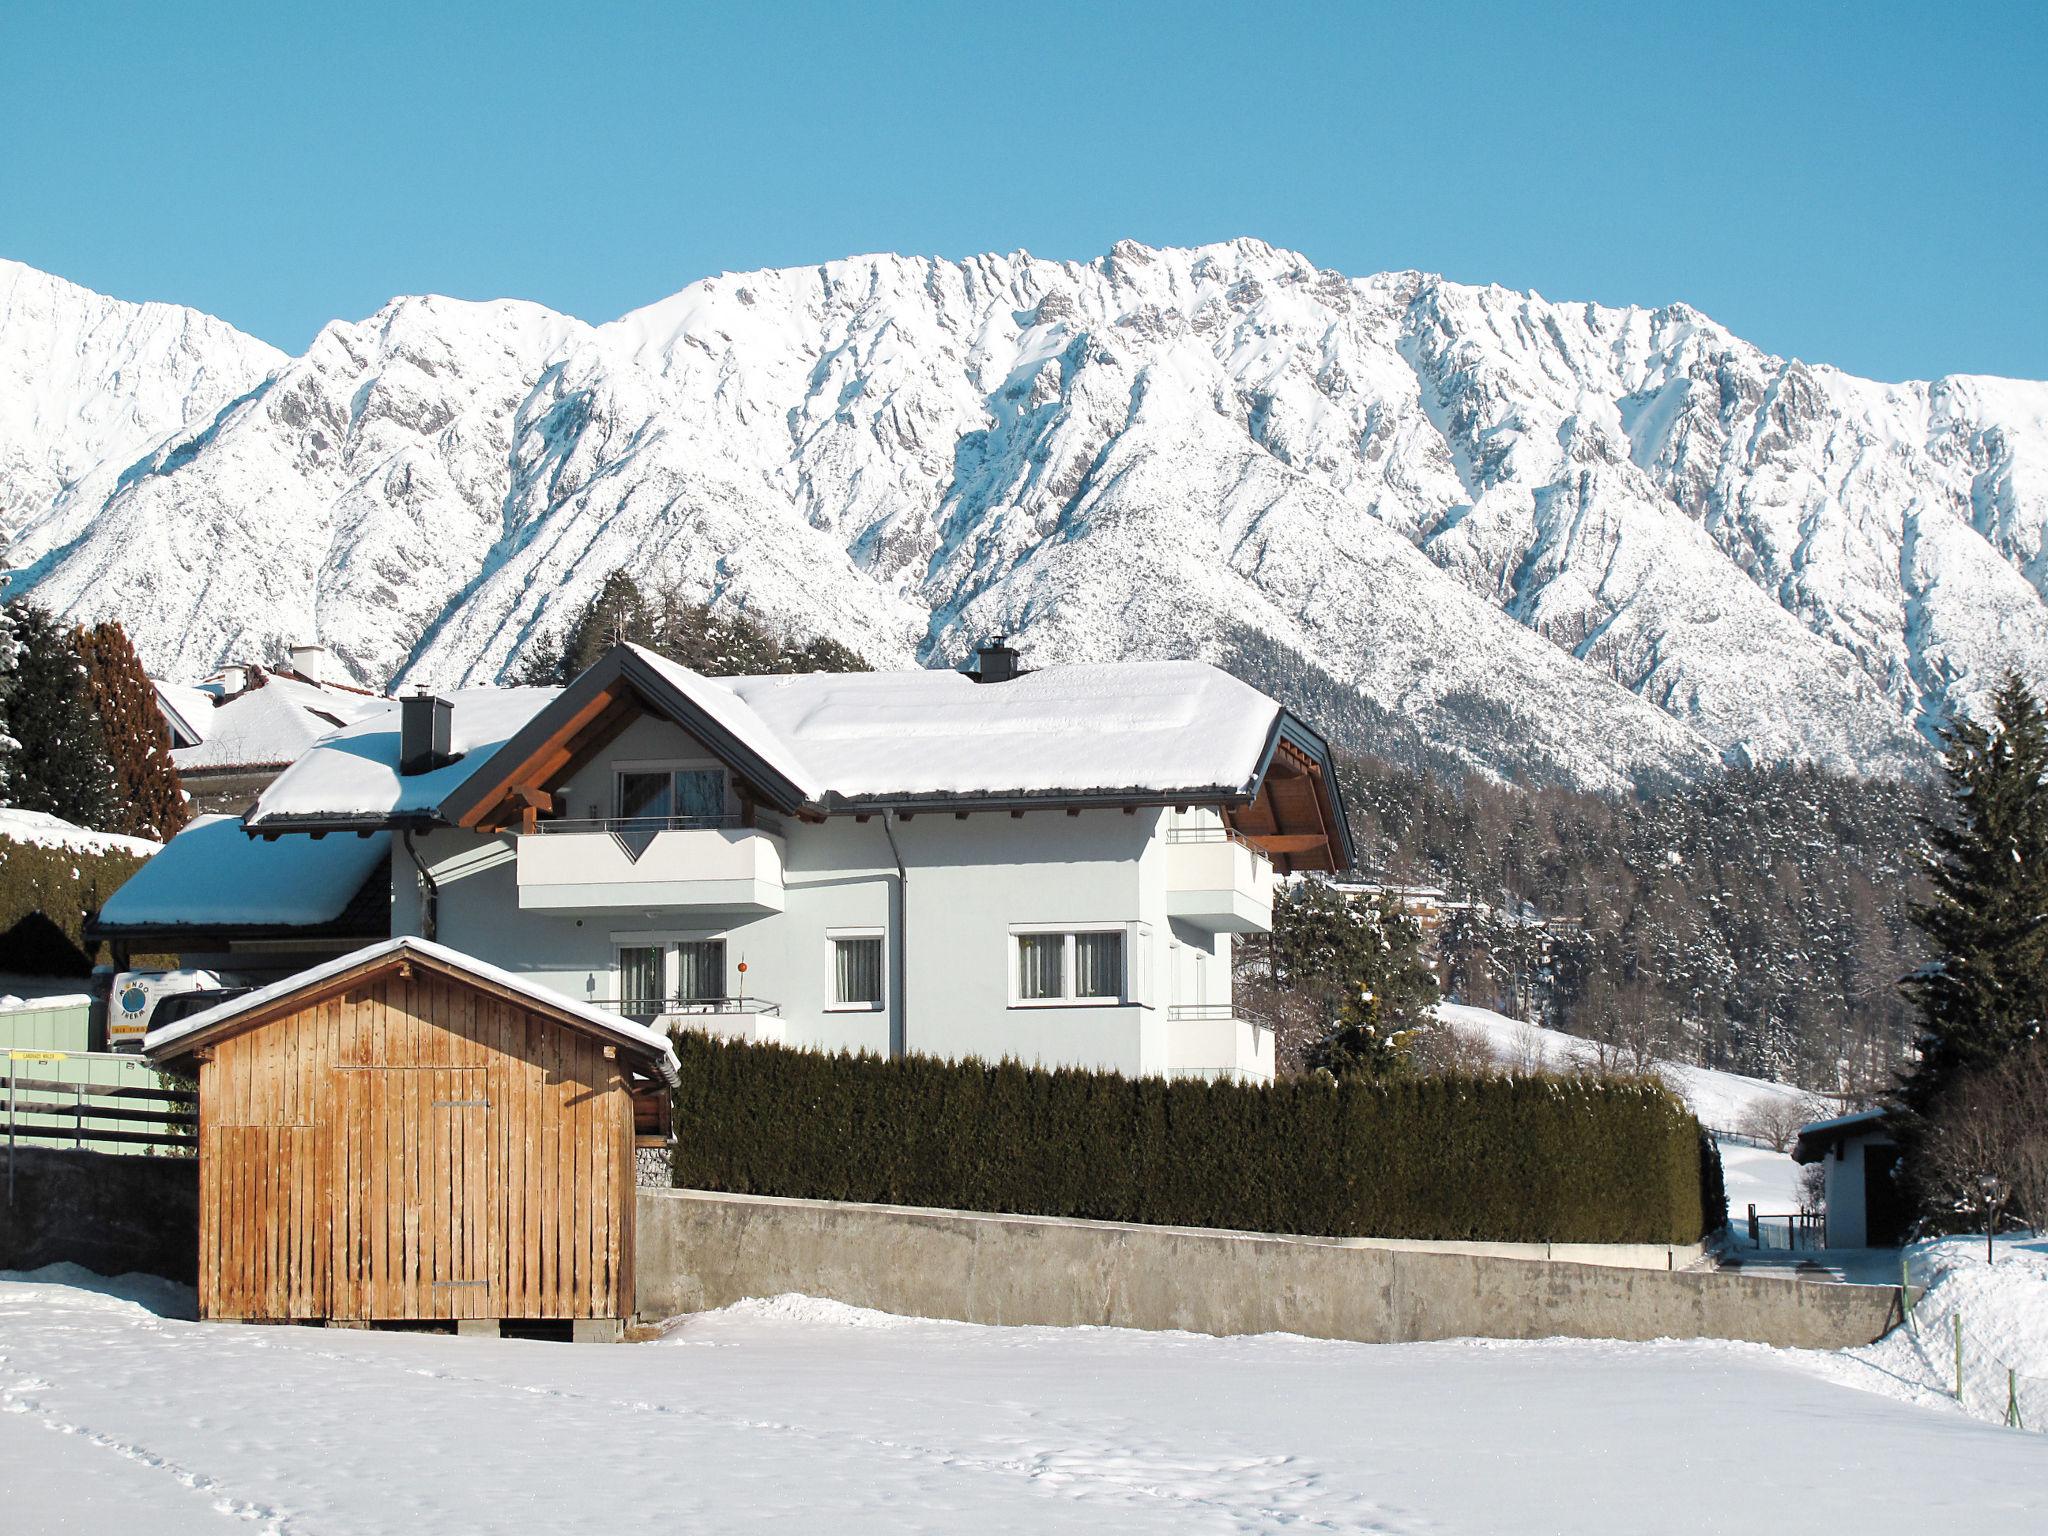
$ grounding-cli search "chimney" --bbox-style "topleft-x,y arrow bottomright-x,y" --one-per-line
399,693 -> 455,776
289,642 -> 329,686
969,635 -> 1021,684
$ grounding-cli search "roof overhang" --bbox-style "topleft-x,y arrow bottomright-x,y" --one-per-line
437,647 -> 814,832
144,937 -> 679,1085
1791,1108 -> 1894,1164
1223,711 -> 1353,874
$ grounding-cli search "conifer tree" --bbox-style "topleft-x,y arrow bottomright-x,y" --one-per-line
1272,881 -> 1440,1079
74,620 -> 187,841
2,602 -> 115,828
1899,671 -> 2048,1112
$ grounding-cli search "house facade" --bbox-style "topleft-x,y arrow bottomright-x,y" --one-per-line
108,642 -> 1352,1084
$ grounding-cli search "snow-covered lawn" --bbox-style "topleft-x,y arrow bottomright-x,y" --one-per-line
2,1268 -> 2042,1535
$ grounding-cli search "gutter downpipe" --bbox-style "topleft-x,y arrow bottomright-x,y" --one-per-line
880,812 -> 908,1059
401,825 -> 439,943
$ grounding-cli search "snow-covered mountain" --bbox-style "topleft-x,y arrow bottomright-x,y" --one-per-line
6,241 -> 2048,791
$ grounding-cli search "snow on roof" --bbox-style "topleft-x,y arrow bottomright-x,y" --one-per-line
726,659 -> 1280,803
153,679 -> 216,747
95,814 -> 387,929
629,646 -> 823,802
0,807 -> 158,857
1791,1107 -> 1893,1162
247,686 -> 557,826
247,657 -> 1287,824
143,936 -> 680,1082
171,678 -> 393,773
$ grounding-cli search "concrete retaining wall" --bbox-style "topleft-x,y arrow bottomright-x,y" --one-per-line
0,1146 -> 197,1284
639,1188 -> 1905,1351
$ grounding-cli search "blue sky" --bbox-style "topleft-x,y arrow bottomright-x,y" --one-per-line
3,2 -> 2043,380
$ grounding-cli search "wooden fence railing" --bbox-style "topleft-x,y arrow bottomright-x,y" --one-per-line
3,1052 -> 196,1156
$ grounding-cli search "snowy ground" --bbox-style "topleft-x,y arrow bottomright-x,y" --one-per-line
2,1269 -> 2043,1534
1435,1002 -> 1818,1131
1718,1142 -> 1805,1217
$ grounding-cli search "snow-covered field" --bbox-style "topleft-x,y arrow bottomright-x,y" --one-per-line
2,1266 -> 2043,1535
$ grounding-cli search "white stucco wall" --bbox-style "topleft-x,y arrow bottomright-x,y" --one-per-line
1820,1134 -> 1897,1248
387,723 -> 1269,1081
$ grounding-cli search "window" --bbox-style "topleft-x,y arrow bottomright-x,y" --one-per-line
676,940 -> 726,1003
674,768 -> 725,823
1014,930 -> 1127,1005
615,766 -> 728,829
832,936 -> 883,1008
616,944 -> 665,1020
1017,933 -> 1065,1000
1075,932 -> 1124,999
617,771 -> 672,828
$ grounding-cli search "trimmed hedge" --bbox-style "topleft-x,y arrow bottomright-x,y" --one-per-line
672,1037 -> 1709,1245
0,837 -> 151,974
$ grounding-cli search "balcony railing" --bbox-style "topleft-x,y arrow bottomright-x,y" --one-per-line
1167,1003 -> 1237,1021
1165,825 -> 1273,865
599,995 -> 783,1025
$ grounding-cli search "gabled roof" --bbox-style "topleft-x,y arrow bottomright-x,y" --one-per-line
243,645 -> 1356,869
90,814 -> 390,939
1791,1107 -> 1894,1164
170,677 -> 392,774
143,936 -> 680,1084
439,644 -> 820,830
153,680 -> 215,748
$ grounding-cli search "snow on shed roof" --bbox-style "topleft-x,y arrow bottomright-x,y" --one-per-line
726,660 -> 1281,803
171,678 -> 392,773
1791,1107 -> 1894,1164
143,936 -> 680,1083
95,814 -> 388,930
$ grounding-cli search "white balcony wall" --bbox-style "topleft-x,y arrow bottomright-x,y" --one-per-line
1165,835 -> 1274,933
515,827 -> 786,914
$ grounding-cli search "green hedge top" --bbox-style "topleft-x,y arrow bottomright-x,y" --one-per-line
671,1036 -> 1709,1246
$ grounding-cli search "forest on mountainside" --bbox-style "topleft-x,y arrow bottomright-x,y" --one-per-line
1330,753 -> 1932,1097
1223,624 -> 1934,1096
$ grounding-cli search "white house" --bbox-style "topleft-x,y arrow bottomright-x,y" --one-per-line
1791,1109 -> 1908,1248
99,641 -> 1352,1084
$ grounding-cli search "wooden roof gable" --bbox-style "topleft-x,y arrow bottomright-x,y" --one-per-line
1223,714 -> 1354,874
437,646 -> 815,833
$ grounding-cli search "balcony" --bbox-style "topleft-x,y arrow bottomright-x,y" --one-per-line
1163,1004 -> 1274,1083
515,818 -> 785,914
595,994 -> 787,1047
1164,828 -> 1274,933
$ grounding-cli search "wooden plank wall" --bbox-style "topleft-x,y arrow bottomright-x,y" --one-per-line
197,968 -> 635,1322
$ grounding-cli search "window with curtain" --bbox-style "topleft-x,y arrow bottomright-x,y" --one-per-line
1074,932 -> 1124,999
1017,934 -> 1064,1000
676,940 -> 726,1002
674,768 -> 725,823
833,936 -> 883,1007
617,771 -> 672,827
616,945 -> 664,1019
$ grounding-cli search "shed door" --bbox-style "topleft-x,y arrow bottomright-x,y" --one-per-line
332,1066 -> 498,1320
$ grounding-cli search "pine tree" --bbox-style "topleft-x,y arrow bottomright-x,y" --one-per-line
74,620 -> 187,841
1899,671 -> 2048,1112
1274,882 -> 1441,1079
2,603 -> 116,828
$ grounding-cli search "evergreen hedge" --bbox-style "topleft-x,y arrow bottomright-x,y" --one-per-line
671,1037 -> 1710,1245
0,837 -> 151,973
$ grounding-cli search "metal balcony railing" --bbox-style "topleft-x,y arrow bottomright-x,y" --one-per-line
1165,825 -> 1274,863
1167,1003 -> 1238,1021
598,996 -> 783,1025
528,815 -> 744,835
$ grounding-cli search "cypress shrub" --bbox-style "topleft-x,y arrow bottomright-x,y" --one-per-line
672,1038 -> 1708,1245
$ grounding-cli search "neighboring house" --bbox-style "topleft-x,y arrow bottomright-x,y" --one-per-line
117,641 -> 1352,1084
1792,1109 -> 1909,1248
155,645 -> 391,814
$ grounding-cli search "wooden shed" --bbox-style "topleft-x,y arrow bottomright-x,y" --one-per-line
145,938 -> 678,1335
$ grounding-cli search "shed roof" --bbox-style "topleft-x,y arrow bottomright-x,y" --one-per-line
144,937 -> 680,1084
1791,1107 -> 1894,1164
92,814 -> 389,937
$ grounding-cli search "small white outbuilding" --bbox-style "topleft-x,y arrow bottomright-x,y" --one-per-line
1791,1109 -> 1908,1248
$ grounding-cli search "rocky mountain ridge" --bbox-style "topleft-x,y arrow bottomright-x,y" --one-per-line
6,240 -> 2047,791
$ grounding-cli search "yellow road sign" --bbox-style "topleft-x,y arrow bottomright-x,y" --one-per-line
7,1050 -> 68,1062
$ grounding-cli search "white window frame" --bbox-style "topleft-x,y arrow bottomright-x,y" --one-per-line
1006,922 -> 1148,1009
825,926 -> 887,1013
613,941 -> 668,1018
